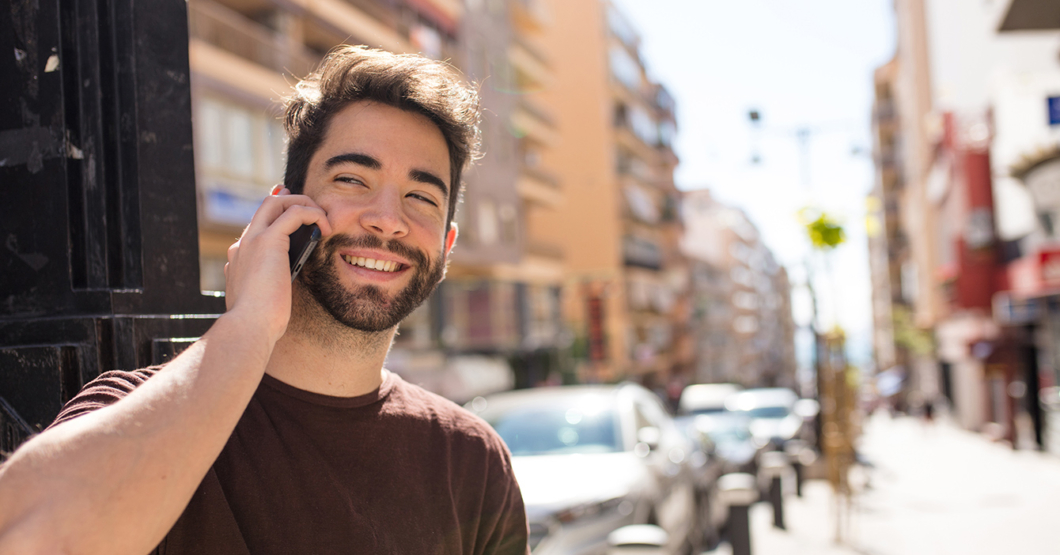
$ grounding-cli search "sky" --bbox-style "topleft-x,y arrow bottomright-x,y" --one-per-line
609,0 -> 898,368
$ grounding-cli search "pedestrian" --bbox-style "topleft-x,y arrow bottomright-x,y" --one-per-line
0,45 -> 529,554
923,398 -> 935,423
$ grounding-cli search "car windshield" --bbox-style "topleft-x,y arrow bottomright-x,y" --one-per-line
487,404 -> 621,456
747,406 -> 791,419
689,407 -> 728,415
708,426 -> 752,444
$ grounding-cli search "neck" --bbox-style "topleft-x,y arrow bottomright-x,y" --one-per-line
265,285 -> 394,397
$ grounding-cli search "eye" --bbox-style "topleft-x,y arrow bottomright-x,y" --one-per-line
335,176 -> 366,187
407,192 -> 440,207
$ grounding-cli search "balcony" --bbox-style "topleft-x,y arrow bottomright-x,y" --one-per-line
613,113 -> 659,164
511,101 -> 558,146
874,100 -> 896,123
525,239 -> 564,260
517,167 -> 562,208
405,0 -> 464,34
623,235 -> 663,271
290,0 -> 411,54
188,1 -> 319,78
508,36 -> 551,90
510,0 -> 550,33
616,148 -> 656,187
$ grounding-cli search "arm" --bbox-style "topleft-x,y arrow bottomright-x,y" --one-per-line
0,191 -> 331,555
476,439 -> 530,555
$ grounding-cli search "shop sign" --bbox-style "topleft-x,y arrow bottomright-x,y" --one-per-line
1042,248 -> 1060,285
203,188 -> 265,227
1049,96 -> 1060,126
993,291 -> 1040,325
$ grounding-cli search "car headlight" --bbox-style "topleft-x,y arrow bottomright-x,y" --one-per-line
528,521 -> 554,551
529,496 -> 637,551
554,495 -> 633,523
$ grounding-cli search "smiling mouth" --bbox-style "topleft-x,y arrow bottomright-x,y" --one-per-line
341,254 -> 404,273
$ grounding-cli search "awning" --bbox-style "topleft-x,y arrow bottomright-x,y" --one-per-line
998,0 -> 1060,31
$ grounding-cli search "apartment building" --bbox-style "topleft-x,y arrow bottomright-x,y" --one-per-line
421,0 -> 567,394
534,0 -> 690,386
186,0 -> 565,401
868,59 -> 915,402
866,0 -> 943,417
871,0 -> 1060,442
681,190 -> 797,388
991,0 -> 1060,452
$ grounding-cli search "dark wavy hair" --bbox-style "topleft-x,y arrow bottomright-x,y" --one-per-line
283,45 -> 481,228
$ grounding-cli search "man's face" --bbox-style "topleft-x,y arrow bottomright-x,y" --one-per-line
296,101 -> 456,332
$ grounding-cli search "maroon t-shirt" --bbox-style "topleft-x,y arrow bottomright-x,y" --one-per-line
51,368 -> 529,554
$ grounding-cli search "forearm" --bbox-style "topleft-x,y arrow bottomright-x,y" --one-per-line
0,312 -> 272,555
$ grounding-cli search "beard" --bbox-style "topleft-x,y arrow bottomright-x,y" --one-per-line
297,233 -> 445,333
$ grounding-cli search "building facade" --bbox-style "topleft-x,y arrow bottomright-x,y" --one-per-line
534,0 -> 691,388
681,190 -> 797,388
870,0 -> 1060,447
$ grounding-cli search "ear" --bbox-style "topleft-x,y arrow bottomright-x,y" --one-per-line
445,222 -> 458,256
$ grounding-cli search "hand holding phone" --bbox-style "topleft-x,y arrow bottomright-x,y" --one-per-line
288,224 -> 321,281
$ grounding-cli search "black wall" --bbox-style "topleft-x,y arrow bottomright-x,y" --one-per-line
1,0 -> 223,456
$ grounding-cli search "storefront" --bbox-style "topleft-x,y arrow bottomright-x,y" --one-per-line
998,153 -> 1060,452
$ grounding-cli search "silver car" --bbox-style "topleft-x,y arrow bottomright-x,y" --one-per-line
727,388 -> 804,450
469,384 -> 698,554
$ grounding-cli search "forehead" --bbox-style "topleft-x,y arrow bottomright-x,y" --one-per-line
314,101 -> 450,177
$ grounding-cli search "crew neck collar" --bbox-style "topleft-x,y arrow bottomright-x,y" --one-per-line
260,369 -> 397,408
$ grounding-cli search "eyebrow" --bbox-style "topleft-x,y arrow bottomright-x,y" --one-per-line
409,169 -> 449,199
325,152 -> 381,170
325,151 -> 449,200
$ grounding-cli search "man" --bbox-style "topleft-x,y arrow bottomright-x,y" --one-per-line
0,46 -> 529,554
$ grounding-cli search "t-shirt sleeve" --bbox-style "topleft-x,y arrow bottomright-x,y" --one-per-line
475,438 -> 530,555
48,368 -> 160,429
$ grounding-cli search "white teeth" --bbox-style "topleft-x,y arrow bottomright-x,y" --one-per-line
343,255 -> 399,272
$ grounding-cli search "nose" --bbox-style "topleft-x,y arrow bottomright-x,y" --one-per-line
359,189 -> 409,239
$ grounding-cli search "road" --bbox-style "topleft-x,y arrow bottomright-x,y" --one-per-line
708,412 -> 1060,554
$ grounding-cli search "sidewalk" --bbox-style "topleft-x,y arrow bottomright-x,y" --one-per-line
706,479 -> 866,555
706,412 -> 1060,555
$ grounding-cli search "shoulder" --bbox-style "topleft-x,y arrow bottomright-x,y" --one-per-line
48,367 -> 162,429
386,375 -> 510,456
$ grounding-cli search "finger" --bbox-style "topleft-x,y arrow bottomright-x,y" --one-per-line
227,240 -> 241,264
244,195 -> 330,237
267,204 -> 333,238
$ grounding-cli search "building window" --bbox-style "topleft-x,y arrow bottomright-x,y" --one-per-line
628,105 -> 656,146
478,199 -> 499,245
196,96 -> 285,187
608,45 -> 640,91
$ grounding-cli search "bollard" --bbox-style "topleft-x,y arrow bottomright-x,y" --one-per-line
718,473 -> 758,555
760,451 -> 789,530
606,524 -> 669,555
784,440 -> 808,497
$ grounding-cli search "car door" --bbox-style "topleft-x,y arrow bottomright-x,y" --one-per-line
631,390 -> 697,549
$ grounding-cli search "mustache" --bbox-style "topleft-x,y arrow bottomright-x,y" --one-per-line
317,233 -> 429,267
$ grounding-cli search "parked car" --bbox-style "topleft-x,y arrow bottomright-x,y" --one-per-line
677,383 -> 742,416
726,388 -> 806,450
468,384 -> 699,555
690,413 -> 760,476
673,415 -> 729,549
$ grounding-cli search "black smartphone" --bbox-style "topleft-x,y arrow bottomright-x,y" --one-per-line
288,224 -> 321,281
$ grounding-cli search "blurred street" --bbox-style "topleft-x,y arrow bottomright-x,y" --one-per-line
709,412 -> 1060,555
